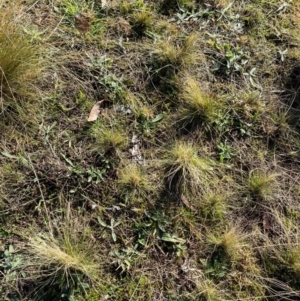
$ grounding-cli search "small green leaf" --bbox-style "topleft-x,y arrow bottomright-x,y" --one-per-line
138,239 -> 146,245
112,231 -> 117,242
124,259 -> 131,268
158,223 -> 166,232
97,217 -> 107,227
161,234 -> 185,244
152,114 -> 164,123
61,154 -> 74,167
81,282 -> 90,289
1,152 -> 17,159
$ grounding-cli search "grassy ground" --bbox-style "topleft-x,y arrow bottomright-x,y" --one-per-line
1,0 -> 300,300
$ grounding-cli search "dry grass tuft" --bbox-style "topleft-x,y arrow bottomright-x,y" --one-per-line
200,192 -> 228,220
153,33 -> 198,69
25,210 -> 101,298
165,141 -> 217,196
118,163 -> 152,200
0,5 -> 39,97
264,212 -> 300,278
131,10 -> 153,36
208,226 -> 249,260
178,74 -> 223,128
28,234 -> 99,280
196,278 -> 222,301
90,123 -> 129,152
247,170 -> 278,200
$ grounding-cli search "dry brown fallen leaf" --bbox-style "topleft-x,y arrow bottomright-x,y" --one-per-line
87,101 -> 103,121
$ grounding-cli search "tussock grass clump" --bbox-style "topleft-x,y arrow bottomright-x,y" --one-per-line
90,123 -> 129,153
149,34 -> 199,89
118,163 -> 152,200
0,8 -> 38,97
152,33 -> 198,71
131,10 -> 154,36
179,75 -> 223,128
282,245 -> 300,276
26,212 -> 100,299
119,1 -> 132,15
263,213 -> 300,292
243,4 -> 270,39
266,110 -> 293,138
200,192 -> 227,221
165,141 -> 216,195
247,170 -> 277,200
208,227 -> 248,260
136,104 -> 154,119
196,278 -> 221,301
28,234 -> 98,279
240,91 -> 265,114
268,213 -> 300,266
124,90 -> 154,118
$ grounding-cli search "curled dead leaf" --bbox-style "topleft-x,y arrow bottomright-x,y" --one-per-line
87,101 -> 103,121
